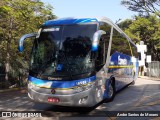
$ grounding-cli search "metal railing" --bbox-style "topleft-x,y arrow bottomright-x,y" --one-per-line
148,61 -> 160,77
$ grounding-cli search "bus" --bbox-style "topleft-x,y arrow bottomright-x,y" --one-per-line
18,17 -> 139,107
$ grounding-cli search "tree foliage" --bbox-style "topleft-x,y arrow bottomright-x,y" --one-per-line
0,0 -> 56,87
122,16 -> 160,61
121,0 -> 160,17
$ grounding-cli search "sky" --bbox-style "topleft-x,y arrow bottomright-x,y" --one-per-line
41,0 -> 136,23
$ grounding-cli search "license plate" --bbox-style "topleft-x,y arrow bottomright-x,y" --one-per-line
48,97 -> 60,103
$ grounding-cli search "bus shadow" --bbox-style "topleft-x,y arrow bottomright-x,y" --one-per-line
33,101 -> 105,117
32,84 -> 132,117
32,82 -> 160,117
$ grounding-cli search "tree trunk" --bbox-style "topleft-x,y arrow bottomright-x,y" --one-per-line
4,17 -> 13,87
5,52 -> 10,87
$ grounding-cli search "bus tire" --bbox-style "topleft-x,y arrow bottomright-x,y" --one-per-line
105,79 -> 115,102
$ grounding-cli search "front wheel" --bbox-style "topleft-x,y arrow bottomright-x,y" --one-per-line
105,80 -> 115,102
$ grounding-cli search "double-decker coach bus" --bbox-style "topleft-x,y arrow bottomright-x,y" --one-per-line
18,17 -> 139,107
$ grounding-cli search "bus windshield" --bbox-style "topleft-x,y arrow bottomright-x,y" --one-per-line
30,23 -> 97,80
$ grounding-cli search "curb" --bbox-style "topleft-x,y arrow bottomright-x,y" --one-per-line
139,76 -> 160,81
0,87 -> 27,93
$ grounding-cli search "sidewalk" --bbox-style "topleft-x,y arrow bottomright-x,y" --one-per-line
0,87 -> 27,93
139,76 -> 160,81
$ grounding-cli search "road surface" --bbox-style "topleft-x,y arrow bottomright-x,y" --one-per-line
0,77 -> 160,120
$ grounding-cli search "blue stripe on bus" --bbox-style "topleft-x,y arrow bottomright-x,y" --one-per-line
43,18 -> 98,26
18,46 -> 23,52
28,75 -> 96,88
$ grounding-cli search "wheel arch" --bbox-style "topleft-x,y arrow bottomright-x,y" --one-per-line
108,75 -> 115,88
104,75 -> 116,101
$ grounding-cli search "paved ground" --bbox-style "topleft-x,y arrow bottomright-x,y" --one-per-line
0,77 -> 160,120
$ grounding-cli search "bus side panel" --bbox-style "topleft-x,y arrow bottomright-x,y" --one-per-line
134,58 -> 139,80
109,52 -> 134,91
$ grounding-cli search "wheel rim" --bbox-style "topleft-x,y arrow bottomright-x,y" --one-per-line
107,83 -> 113,98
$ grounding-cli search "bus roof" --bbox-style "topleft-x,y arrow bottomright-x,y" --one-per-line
43,17 -> 98,26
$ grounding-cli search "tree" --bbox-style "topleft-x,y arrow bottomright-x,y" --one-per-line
121,0 -> 160,17
0,0 -> 56,87
124,16 -> 160,61
117,19 -> 133,30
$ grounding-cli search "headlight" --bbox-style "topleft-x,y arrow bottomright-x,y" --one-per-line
74,82 -> 94,93
28,81 -> 36,89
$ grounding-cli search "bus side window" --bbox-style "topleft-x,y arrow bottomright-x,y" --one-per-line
111,29 -> 132,56
96,34 -> 110,71
95,22 -> 111,71
96,39 -> 105,71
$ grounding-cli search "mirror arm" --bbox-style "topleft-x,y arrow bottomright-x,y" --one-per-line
18,33 -> 37,52
91,30 -> 106,51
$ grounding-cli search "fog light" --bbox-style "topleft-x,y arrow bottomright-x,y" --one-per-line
28,82 -> 36,89
78,96 -> 88,104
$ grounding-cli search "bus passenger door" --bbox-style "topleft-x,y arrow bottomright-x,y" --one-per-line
109,28 -> 133,90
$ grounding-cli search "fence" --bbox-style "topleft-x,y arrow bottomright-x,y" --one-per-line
147,61 -> 160,77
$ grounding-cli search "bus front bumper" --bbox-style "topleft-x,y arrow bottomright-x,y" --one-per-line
28,85 -> 98,107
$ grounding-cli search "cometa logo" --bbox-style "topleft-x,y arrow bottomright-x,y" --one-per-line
48,77 -> 62,80
118,55 -> 127,65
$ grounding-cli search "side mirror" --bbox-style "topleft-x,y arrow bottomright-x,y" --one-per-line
18,33 -> 37,52
91,30 -> 106,51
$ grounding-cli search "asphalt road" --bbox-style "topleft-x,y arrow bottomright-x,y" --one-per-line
0,77 -> 160,120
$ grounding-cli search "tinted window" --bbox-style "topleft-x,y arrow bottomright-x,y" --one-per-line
99,22 -> 111,60
95,22 -> 111,71
30,24 -> 97,79
62,23 -> 97,41
111,29 -> 131,56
